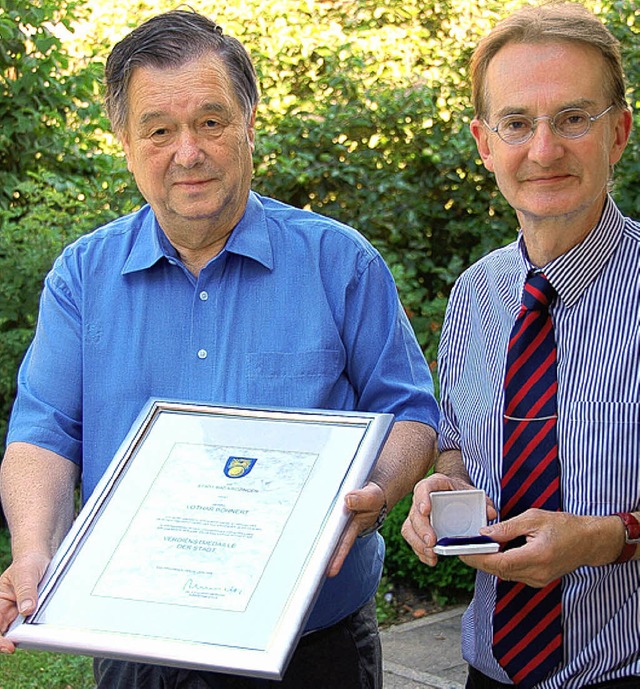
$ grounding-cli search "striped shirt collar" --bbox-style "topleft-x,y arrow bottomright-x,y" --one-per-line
517,195 -> 626,308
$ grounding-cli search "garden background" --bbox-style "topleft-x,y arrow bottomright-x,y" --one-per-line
0,0 -> 638,686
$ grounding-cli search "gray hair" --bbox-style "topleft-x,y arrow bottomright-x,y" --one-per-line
104,9 -> 259,136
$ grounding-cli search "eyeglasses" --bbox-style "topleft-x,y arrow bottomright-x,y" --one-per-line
483,104 -> 615,145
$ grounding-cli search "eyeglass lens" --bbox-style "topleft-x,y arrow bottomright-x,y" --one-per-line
498,109 -> 593,143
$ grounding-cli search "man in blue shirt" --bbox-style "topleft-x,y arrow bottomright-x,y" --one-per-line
0,10 -> 438,689
402,4 -> 638,689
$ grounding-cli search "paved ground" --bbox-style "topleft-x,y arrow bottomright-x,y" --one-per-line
380,605 -> 467,689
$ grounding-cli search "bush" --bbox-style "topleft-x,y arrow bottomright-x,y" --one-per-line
0,0 -> 105,209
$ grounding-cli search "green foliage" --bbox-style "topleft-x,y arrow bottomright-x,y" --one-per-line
0,0 -> 103,207
606,0 -> 640,219
381,495 -> 476,604
374,575 -> 399,626
252,72 -> 516,366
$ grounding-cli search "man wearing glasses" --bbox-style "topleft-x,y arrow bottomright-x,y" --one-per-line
403,3 -> 638,689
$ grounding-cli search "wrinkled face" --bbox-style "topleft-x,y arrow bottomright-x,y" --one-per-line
121,53 -> 255,246
470,41 -> 630,233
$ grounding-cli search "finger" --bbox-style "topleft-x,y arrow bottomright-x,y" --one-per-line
344,482 -> 384,514
462,547 -> 539,585
0,636 -> 17,654
327,521 -> 360,578
485,500 -> 498,521
404,502 -> 437,545
0,597 -> 17,634
460,551 -> 505,576
11,574 -> 39,618
412,475 -> 465,514
2,554 -> 48,621
400,517 -> 420,549
401,518 -> 438,567
480,517 -> 526,543
412,478 -> 435,507
0,593 -> 18,653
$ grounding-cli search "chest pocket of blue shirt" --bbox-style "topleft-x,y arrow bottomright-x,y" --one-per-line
563,401 -> 640,513
246,349 -> 347,409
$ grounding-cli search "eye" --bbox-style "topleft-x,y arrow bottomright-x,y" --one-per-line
555,109 -> 590,134
201,117 -> 225,135
149,127 -> 171,142
501,116 -> 531,133
558,110 -> 588,125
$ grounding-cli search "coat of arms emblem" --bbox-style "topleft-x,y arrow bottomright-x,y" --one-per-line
224,456 -> 257,479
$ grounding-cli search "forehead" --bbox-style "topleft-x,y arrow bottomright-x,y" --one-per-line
126,54 -> 238,120
484,41 -> 607,114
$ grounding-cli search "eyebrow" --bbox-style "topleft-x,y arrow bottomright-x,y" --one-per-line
493,98 -> 599,120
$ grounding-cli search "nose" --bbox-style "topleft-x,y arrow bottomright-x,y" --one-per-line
527,119 -> 565,165
173,129 -> 205,169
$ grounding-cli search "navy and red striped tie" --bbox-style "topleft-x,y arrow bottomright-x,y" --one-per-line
493,271 -> 563,688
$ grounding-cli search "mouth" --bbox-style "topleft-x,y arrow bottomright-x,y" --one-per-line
174,179 -> 213,187
521,172 -> 575,184
172,178 -> 216,194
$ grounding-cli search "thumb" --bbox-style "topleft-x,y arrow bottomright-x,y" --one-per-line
480,519 -> 519,543
16,591 -> 37,616
11,553 -> 49,616
345,481 -> 385,512
13,574 -> 39,616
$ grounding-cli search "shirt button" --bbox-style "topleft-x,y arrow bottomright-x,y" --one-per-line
197,349 -> 208,359
199,291 -> 209,301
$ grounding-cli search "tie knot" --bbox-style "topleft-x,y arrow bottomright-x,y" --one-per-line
522,272 -> 555,311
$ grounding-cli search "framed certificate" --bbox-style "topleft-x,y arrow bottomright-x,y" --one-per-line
7,399 -> 393,679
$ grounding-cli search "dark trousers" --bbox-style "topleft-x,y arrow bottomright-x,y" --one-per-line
467,665 -> 640,688
94,598 -> 381,689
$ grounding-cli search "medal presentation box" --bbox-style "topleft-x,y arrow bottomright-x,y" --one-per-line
7,399 -> 393,679
431,489 -> 500,556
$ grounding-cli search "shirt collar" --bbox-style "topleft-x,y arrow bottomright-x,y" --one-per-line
122,206 -> 165,274
517,195 -> 626,307
122,191 -> 274,275
223,192 -> 274,270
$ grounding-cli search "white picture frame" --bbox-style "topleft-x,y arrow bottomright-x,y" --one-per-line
7,399 -> 393,679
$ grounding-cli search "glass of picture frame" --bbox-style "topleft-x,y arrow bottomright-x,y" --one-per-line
7,399 -> 393,679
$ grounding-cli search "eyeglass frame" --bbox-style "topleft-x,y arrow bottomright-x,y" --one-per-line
482,104 -> 616,145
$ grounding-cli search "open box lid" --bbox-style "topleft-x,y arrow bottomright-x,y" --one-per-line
430,489 -> 499,556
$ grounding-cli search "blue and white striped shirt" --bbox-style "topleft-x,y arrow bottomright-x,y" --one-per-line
438,196 -> 640,687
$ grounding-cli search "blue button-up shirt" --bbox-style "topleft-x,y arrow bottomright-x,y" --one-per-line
8,191 -> 438,631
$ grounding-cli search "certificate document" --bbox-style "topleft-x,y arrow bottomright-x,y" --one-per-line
7,400 -> 393,679
93,443 -> 318,611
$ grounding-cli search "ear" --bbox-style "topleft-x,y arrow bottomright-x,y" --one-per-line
119,130 -> 134,174
608,107 -> 633,167
470,117 -> 495,172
